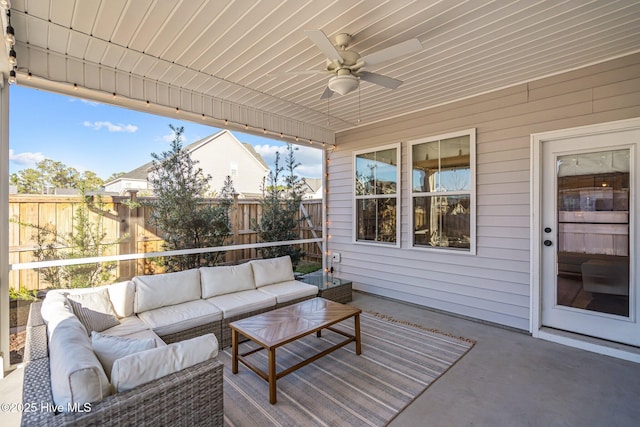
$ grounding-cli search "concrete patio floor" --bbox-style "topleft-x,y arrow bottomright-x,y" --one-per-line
350,291 -> 640,427
2,291 -> 639,426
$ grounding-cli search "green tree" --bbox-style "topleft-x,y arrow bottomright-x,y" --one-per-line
10,168 -> 42,193
10,159 -> 105,193
252,144 -> 306,267
79,170 -> 104,191
20,187 -> 125,288
146,125 -> 234,271
105,171 -> 126,183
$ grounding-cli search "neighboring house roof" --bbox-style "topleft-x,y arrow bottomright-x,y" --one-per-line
105,129 -> 269,186
299,178 -> 323,199
302,178 -> 322,194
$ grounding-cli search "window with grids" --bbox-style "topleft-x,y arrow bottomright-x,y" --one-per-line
353,144 -> 400,246
409,129 -> 475,252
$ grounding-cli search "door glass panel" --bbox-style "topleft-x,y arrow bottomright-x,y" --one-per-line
556,149 -> 630,316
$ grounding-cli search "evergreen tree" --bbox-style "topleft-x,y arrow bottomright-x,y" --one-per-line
147,125 -> 234,271
252,144 -> 306,267
25,187 -> 123,288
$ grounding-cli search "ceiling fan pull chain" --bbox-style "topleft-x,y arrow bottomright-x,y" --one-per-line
358,85 -> 361,124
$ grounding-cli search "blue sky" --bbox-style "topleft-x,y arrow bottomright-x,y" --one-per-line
9,86 -> 323,180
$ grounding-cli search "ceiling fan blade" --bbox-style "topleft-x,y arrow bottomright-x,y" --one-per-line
359,71 -> 403,89
320,86 -> 334,99
305,29 -> 343,64
360,38 -> 422,67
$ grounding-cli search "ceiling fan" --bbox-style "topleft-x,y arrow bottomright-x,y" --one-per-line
292,30 -> 423,99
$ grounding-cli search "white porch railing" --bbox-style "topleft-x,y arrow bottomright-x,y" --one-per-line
9,238 -> 324,271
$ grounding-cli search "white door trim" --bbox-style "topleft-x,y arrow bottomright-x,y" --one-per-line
530,117 -> 640,362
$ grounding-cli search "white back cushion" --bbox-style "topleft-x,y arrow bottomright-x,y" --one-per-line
134,269 -> 201,313
49,316 -> 111,410
200,263 -> 256,298
66,288 -> 121,335
106,281 -> 135,318
250,256 -> 295,288
60,282 -> 135,319
110,334 -> 218,393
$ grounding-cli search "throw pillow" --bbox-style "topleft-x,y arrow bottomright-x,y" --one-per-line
91,331 -> 157,378
67,289 -> 120,335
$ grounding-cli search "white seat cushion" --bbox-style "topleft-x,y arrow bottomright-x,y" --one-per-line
134,269 -> 201,313
100,317 -> 165,347
136,300 -> 223,337
101,315 -> 151,337
205,290 -> 276,318
200,263 -> 256,298
258,280 -> 319,303
49,316 -> 111,411
110,334 -> 219,393
250,256 -> 295,288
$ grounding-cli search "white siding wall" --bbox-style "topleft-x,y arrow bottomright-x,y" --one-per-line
327,53 -> 640,330
190,133 -> 267,196
104,179 -> 148,194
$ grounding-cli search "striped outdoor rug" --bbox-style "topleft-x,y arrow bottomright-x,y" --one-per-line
221,312 -> 475,426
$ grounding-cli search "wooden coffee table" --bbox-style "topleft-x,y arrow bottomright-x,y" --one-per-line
229,297 -> 362,404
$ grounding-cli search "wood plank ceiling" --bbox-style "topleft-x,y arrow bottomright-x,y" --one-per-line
6,0 -> 640,141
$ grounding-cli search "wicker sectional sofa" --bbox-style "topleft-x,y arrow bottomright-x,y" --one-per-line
20,256 -> 318,426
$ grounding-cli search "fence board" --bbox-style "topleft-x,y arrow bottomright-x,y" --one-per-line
9,195 -> 323,291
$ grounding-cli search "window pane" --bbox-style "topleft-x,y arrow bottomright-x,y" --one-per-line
356,198 -> 397,243
412,141 -> 439,192
356,148 -> 397,195
412,136 -> 470,192
413,195 -> 470,249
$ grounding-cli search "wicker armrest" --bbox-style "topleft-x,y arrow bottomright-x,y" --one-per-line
22,301 -> 224,427
22,358 -> 224,427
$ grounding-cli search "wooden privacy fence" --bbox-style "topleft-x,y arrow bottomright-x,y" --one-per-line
9,194 -> 322,291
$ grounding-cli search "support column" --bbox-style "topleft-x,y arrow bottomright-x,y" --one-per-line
321,146 -> 328,274
1,76 -> 10,375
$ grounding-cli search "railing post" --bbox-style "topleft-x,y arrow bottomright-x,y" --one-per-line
232,193 -> 239,263
123,190 -> 138,278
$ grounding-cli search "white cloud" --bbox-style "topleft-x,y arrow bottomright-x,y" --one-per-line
9,149 -> 46,167
68,98 -> 100,106
297,163 -> 323,178
83,121 -> 138,133
252,143 -> 282,159
253,143 -> 323,179
294,145 -> 323,167
161,131 -> 186,143
80,99 -> 100,107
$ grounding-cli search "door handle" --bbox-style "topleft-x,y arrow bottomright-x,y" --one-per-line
544,240 -> 552,247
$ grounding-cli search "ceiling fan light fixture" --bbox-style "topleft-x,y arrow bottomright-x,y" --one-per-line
328,74 -> 358,95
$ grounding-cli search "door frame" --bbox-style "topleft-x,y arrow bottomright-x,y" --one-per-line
531,117 -> 640,362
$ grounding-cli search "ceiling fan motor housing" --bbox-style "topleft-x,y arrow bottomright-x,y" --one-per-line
328,74 -> 359,95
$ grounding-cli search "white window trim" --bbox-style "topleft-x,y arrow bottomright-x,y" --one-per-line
352,143 -> 401,247
408,128 -> 476,255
